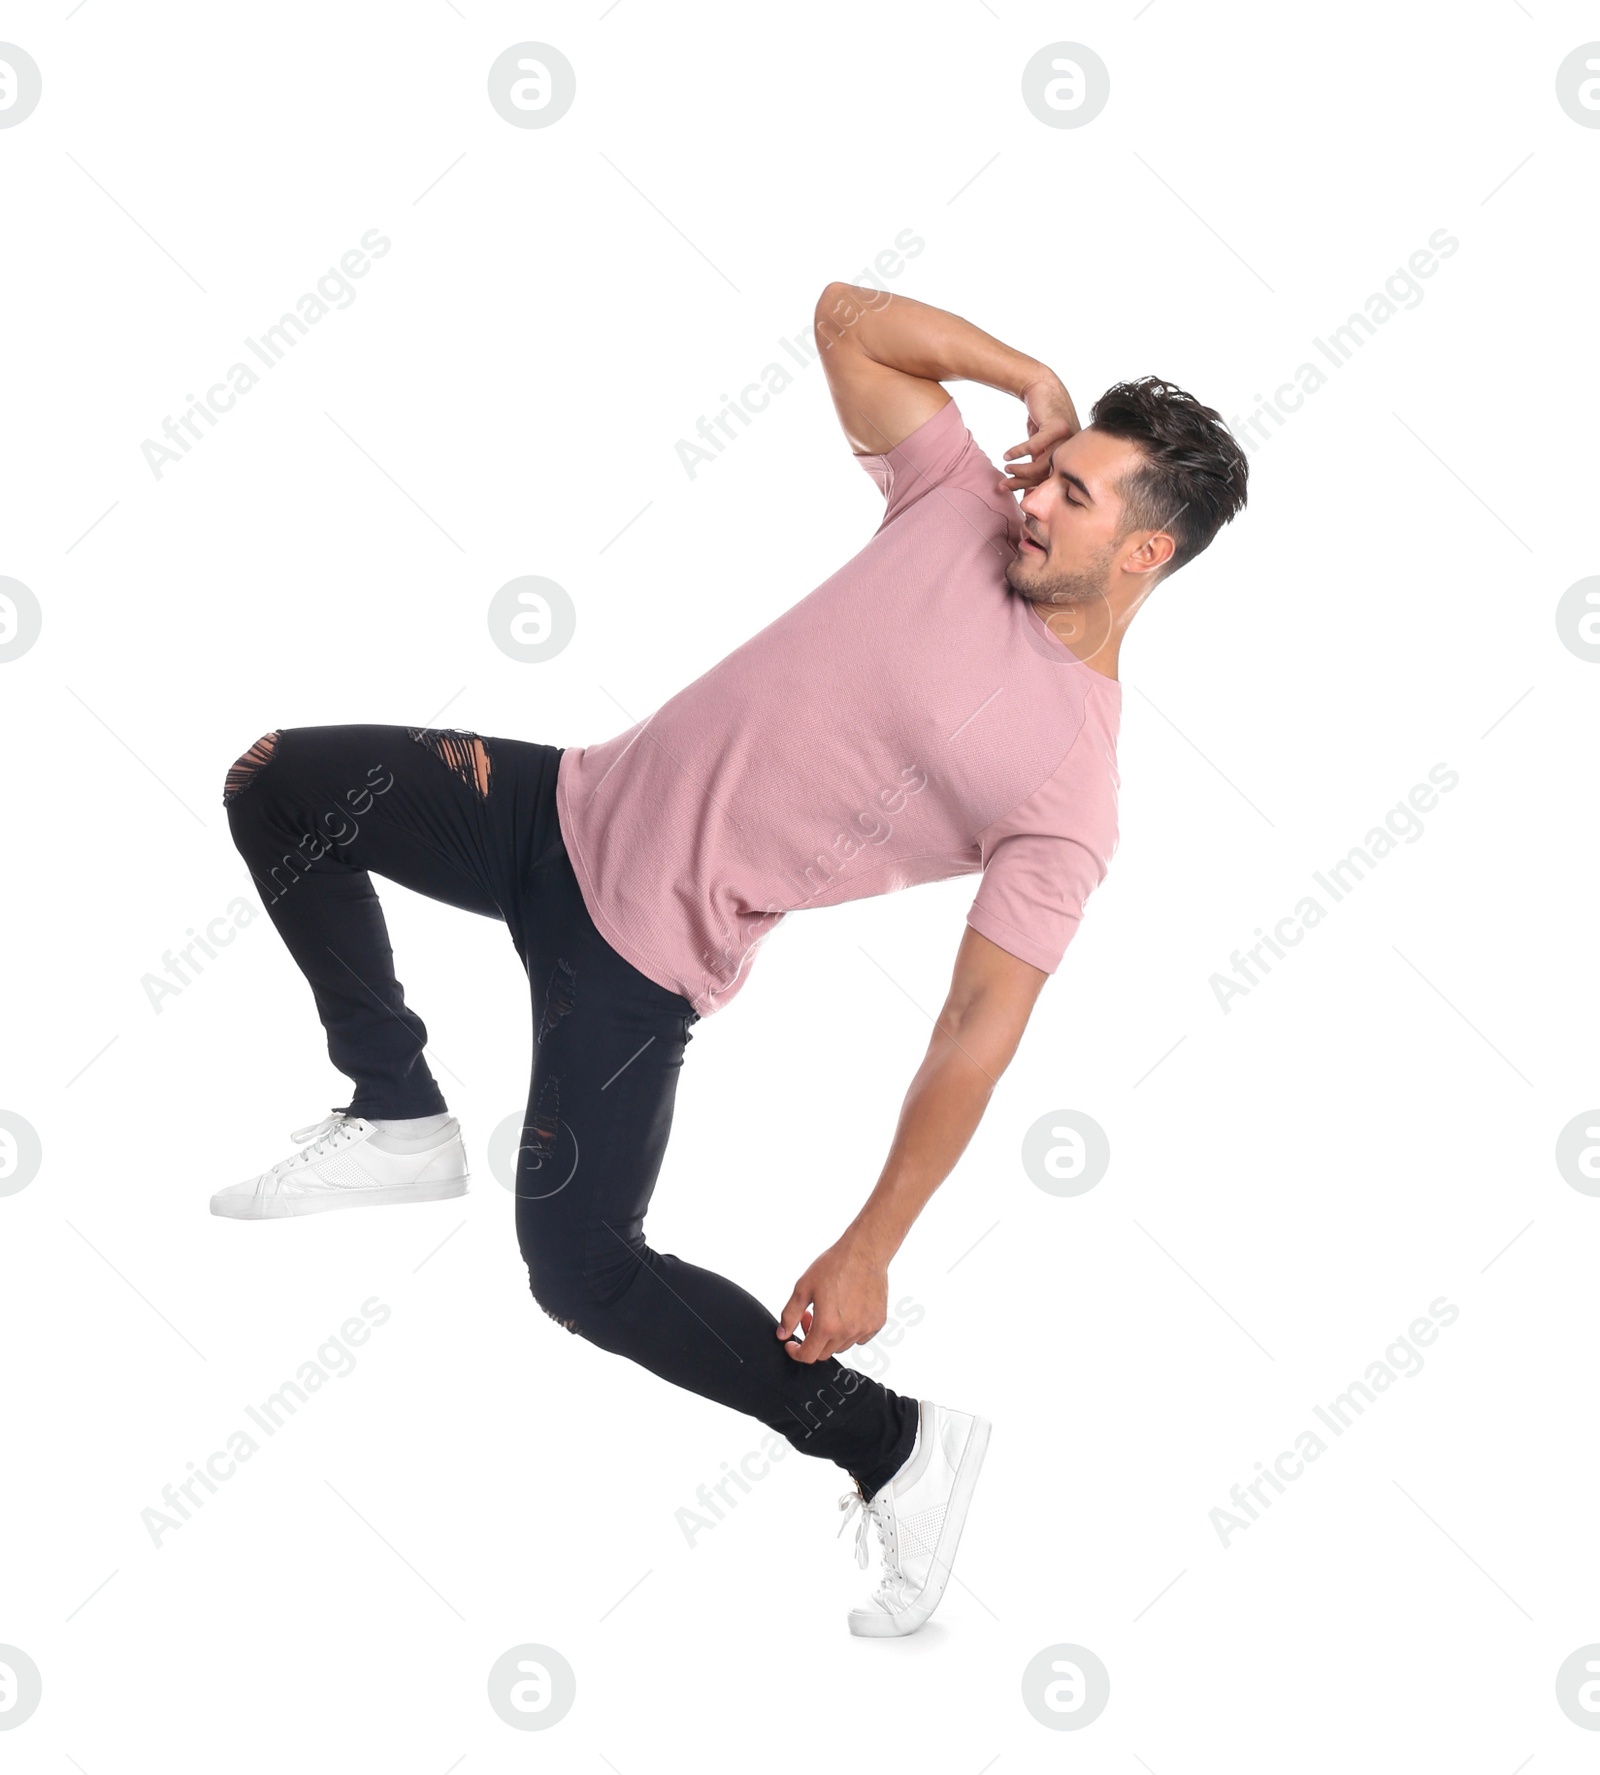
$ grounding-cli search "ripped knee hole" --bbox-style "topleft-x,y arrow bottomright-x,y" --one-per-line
224,731 -> 281,804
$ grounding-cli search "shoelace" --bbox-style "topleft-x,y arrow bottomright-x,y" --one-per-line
837,1488 -> 919,1610
836,1489 -> 904,1580
836,1488 -> 877,1570
257,1112 -> 361,1197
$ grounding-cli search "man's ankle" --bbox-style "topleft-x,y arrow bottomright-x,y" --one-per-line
369,1112 -> 451,1134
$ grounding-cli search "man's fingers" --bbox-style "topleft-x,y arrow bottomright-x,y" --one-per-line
782,1315 -> 873,1364
1007,418 -> 1078,467
783,1313 -> 826,1362
776,1288 -> 812,1341
805,1318 -> 852,1364
785,1312 -> 849,1364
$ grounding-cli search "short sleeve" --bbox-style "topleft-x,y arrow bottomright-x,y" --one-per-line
964,717 -> 1121,975
856,395 -> 1018,531
965,831 -> 1108,975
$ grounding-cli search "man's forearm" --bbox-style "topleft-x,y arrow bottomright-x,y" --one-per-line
818,282 -> 1052,402
845,1001 -> 1025,1262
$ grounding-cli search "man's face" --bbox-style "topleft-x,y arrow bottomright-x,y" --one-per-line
1005,427 -> 1155,615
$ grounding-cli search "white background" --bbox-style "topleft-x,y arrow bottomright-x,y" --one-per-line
2,1 -> 1597,1767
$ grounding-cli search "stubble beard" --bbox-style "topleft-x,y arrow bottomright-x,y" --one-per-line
1004,540 -> 1117,616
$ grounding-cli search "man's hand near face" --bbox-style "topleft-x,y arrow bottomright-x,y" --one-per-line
1003,370 -> 1081,491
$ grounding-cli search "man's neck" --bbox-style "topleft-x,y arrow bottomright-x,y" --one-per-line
1038,607 -> 1121,681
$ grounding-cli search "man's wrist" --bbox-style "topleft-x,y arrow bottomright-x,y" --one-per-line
846,1204 -> 904,1264
1010,359 -> 1058,401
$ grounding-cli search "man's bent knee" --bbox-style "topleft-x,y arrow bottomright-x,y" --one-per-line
525,1235 -> 632,1339
224,731 -> 281,806
527,1261 -> 588,1336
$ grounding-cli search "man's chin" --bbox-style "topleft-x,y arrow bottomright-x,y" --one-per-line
1006,561 -> 1056,605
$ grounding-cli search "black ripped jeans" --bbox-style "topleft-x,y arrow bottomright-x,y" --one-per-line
223,724 -> 919,1497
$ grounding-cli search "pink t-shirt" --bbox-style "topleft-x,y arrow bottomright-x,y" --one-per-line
556,395 -> 1122,1018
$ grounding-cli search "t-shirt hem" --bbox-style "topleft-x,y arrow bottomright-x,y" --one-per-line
556,761 -> 709,1017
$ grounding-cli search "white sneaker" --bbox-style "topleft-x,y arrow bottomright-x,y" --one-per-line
210,1112 -> 470,1220
835,1398 -> 991,1638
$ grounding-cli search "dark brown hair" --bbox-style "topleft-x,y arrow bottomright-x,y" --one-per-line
1089,376 -> 1249,582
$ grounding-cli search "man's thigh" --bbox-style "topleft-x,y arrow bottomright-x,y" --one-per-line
513,854 -> 697,1293
232,723 -> 505,919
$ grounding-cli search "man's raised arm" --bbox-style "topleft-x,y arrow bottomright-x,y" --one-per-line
814,281 -> 1081,487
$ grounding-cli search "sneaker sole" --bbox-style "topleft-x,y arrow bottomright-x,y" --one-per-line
848,1412 -> 991,1639
211,1175 -> 470,1220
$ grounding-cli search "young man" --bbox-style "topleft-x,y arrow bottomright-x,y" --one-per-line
212,282 -> 1248,1637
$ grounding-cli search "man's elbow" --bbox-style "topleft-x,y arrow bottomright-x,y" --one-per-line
815,282 -> 857,349
816,281 -> 891,346
942,990 -> 1034,1078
